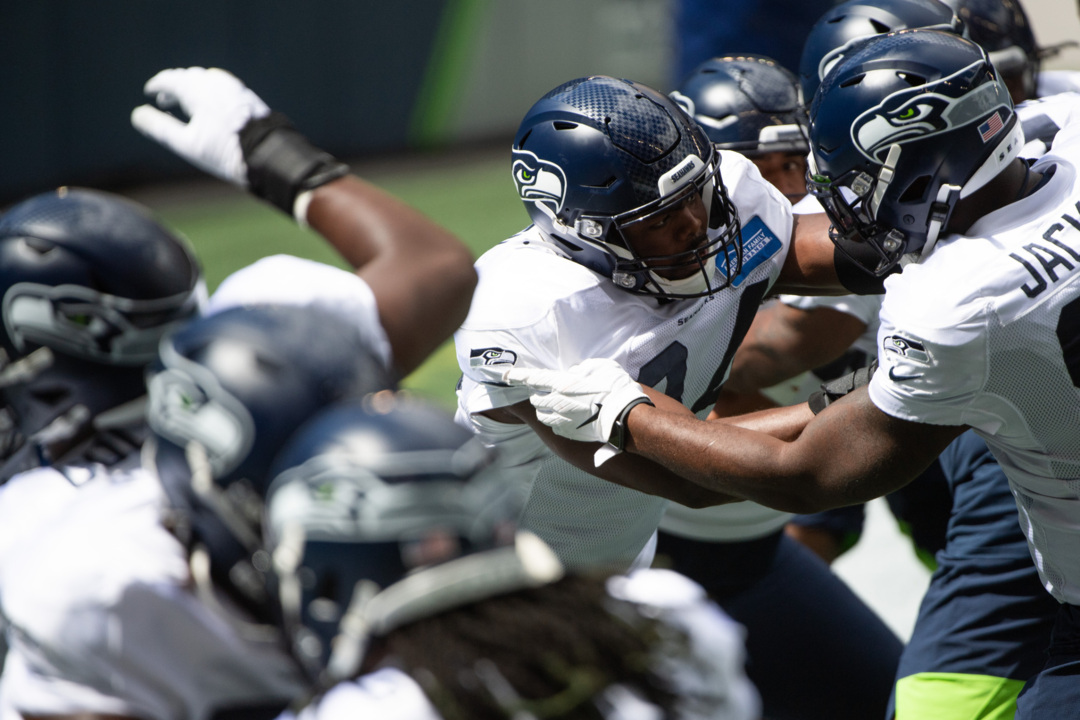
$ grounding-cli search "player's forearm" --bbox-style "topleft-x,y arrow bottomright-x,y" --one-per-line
307,176 -> 477,375
624,403 -> 843,513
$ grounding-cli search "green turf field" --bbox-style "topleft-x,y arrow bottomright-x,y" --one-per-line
147,147 -> 525,411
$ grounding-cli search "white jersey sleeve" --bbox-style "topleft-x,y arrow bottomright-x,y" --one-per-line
0,468 -> 305,720
209,254 -> 392,370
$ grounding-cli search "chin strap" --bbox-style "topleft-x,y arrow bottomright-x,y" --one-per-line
922,183 -> 961,262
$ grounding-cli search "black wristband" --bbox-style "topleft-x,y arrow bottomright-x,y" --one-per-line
239,111 -> 350,215
608,397 -> 655,451
807,360 -> 878,415
833,243 -> 896,295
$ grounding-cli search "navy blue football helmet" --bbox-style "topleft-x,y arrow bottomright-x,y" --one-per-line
940,0 -> 1067,102
672,55 -> 808,156
808,30 -> 1023,275
512,76 -> 742,299
146,304 -> 395,625
798,0 -> 964,104
0,188 -> 203,475
262,397 -> 552,686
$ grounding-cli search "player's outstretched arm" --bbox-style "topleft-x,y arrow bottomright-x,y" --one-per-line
506,360 -> 964,513
132,67 -> 476,376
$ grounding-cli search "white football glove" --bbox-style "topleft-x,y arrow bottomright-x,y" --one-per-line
131,67 -> 270,186
502,358 -> 653,467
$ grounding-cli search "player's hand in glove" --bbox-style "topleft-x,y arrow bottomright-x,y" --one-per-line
503,358 -> 654,467
132,67 -> 348,217
131,67 -> 269,186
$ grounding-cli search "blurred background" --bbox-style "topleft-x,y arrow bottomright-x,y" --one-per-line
5,0 -> 1079,635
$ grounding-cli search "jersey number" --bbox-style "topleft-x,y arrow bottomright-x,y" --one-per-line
636,279 -> 770,413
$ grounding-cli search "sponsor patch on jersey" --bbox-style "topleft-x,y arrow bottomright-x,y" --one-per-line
720,215 -> 782,287
882,335 -> 931,363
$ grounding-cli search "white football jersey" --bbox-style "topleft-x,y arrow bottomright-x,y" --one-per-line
287,569 -> 759,720
456,151 -> 793,568
870,97 -> 1080,603
207,254 -> 392,369
0,464 -> 306,720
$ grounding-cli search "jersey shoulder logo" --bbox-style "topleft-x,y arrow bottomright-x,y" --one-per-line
882,334 -> 930,383
882,334 -> 931,363
470,347 -> 518,368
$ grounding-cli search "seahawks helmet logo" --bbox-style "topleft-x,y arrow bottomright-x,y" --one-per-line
512,149 -> 567,216
851,60 -> 1012,163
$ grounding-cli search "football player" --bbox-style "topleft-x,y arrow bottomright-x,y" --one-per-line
453,74 -> 902,719
658,54 -> 908,718
506,30 -> 1080,720
0,187 -> 204,684
0,67 -> 477,720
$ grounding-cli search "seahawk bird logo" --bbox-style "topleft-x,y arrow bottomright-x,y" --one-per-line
512,149 -> 567,216
851,60 -> 1011,163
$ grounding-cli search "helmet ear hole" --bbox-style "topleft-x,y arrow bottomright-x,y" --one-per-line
899,175 -> 932,203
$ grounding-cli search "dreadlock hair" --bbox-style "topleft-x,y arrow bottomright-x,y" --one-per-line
371,574 -> 680,720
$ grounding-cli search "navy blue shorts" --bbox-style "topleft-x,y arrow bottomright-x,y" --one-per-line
889,431 -> 1058,719
1016,604 -> 1080,719
655,528 -> 902,720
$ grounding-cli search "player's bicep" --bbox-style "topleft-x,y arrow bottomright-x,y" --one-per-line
789,388 -> 965,505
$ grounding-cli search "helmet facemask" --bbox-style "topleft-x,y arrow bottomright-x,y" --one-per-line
809,37 -> 1022,276
513,76 -> 744,301
527,149 -> 743,300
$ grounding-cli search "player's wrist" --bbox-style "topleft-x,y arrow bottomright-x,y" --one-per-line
239,111 -> 350,217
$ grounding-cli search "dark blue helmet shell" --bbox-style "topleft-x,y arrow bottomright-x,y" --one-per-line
798,0 -> 964,105
263,397 -> 527,683
808,30 -> 1022,275
672,55 -> 809,156
512,76 -> 743,299
940,0 -> 1040,101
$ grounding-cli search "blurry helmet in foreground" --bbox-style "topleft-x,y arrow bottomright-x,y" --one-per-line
0,187 -> 203,471
798,0 -> 964,104
146,304 -> 394,624
262,397 -> 539,685
808,30 -> 1023,275
512,75 -> 742,300
672,55 -> 808,157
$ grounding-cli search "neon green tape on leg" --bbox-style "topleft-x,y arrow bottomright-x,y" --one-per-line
895,672 -> 1027,720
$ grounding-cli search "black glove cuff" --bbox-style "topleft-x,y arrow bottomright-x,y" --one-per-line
807,360 -> 878,415
239,111 -> 350,215
608,397 -> 655,451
